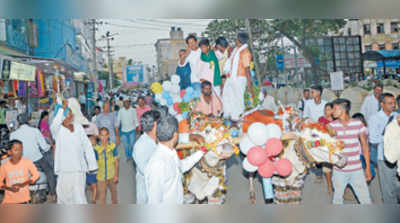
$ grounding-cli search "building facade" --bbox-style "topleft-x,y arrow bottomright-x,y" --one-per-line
155,27 -> 186,80
341,19 -> 400,52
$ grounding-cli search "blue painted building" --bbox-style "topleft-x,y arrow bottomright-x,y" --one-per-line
0,19 -> 30,55
0,19 -> 89,73
32,19 -> 89,73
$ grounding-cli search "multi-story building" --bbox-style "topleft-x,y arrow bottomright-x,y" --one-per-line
340,19 -> 400,75
155,27 -> 186,80
340,19 -> 400,52
113,56 -> 127,80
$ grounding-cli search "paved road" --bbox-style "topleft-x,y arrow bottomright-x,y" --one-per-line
113,148 -> 383,205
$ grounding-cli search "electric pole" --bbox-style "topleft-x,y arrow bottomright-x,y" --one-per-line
101,31 -> 117,91
85,19 -> 103,87
245,18 -> 262,86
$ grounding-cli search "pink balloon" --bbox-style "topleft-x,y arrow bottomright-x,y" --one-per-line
258,160 -> 276,178
247,146 -> 268,166
173,103 -> 181,113
274,158 -> 293,177
180,89 -> 186,98
265,138 -> 283,157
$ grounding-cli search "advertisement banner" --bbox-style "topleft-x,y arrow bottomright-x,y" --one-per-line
9,62 -> 36,81
126,64 -> 144,83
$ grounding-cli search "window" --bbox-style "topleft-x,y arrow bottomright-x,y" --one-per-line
391,22 -> 399,33
365,45 -> 372,51
379,44 -> 386,50
363,24 -> 371,34
377,23 -> 385,34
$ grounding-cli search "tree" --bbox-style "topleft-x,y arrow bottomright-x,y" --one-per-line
268,19 -> 346,85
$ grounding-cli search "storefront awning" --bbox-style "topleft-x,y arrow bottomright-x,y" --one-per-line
362,50 -> 400,61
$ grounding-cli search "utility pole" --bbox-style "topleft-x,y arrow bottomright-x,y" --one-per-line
293,46 -> 298,87
85,19 -> 103,87
91,19 -> 98,84
101,31 -> 117,91
245,18 -> 262,86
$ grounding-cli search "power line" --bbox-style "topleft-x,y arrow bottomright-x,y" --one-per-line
113,43 -> 154,48
123,18 -> 208,30
105,22 -> 170,31
134,18 -> 208,27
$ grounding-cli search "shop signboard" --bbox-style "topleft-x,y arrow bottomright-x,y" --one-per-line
330,71 -> 344,91
9,61 -> 36,81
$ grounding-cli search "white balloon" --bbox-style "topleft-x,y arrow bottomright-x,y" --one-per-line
171,74 -> 180,84
265,123 -> 282,139
162,81 -> 172,92
239,134 -> 256,155
171,83 -> 181,94
242,158 -> 258,173
248,122 -> 269,146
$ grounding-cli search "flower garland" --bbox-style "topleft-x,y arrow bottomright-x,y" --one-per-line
188,113 -> 240,157
300,126 -> 344,163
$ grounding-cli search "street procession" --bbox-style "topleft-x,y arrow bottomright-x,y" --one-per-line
1,18 -> 400,205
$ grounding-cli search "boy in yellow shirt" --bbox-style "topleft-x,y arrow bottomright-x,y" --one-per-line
94,127 -> 119,204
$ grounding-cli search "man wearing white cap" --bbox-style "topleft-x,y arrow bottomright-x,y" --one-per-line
117,96 -> 139,162
51,97 -> 98,204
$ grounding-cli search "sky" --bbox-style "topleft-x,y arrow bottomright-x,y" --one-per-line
96,19 -> 213,66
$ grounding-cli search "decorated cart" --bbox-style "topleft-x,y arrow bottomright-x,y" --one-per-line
151,75 -> 347,204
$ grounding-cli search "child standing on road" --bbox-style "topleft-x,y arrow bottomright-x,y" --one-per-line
0,139 -> 40,204
95,127 -> 119,204
86,135 -> 98,204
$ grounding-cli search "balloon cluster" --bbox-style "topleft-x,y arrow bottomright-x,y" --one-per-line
152,75 -> 201,118
240,122 -> 293,178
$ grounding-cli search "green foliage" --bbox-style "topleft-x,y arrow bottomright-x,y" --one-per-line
178,102 -> 191,113
244,85 -> 261,109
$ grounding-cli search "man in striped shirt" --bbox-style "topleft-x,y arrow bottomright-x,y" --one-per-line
329,98 -> 372,204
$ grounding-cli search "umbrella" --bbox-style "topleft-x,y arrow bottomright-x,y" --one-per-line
262,80 -> 273,86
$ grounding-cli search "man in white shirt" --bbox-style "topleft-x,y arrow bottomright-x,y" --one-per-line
183,34 -> 202,86
133,110 -> 160,204
117,97 -> 139,162
303,86 -> 327,122
368,93 -> 398,203
10,113 -> 57,201
297,89 -> 311,117
261,89 -> 278,113
144,115 -> 207,204
361,83 -> 383,122
303,86 -> 327,181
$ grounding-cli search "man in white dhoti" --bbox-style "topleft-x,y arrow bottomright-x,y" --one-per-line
50,98 -> 98,204
222,32 -> 254,121
144,115 -> 207,204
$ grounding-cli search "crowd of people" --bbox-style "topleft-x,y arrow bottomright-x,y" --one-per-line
0,31 -> 399,205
